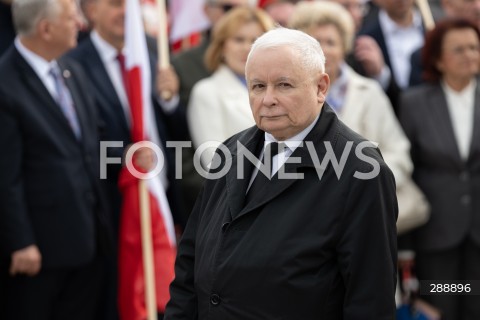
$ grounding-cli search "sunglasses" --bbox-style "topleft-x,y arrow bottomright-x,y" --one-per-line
212,3 -> 235,12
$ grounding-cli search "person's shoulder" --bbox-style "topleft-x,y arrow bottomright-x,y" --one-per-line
0,45 -> 16,71
59,55 -> 87,78
222,125 -> 260,152
68,36 -> 93,59
172,40 -> 208,64
191,75 -> 216,93
348,66 -> 384,93
400,83 -> 437,108
335,119 -> 390,172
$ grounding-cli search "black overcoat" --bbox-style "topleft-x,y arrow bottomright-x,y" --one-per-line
165,105 -> 398,320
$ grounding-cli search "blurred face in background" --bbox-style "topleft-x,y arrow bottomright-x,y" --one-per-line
329,0 -> 367,31
88,0 -> 125,49
442,0 -> 480,29
264,2 -> 295,27
223,21 -> 264,76
437,27 -> 480,84
377,0 -> 415,21
204,0 -> 249,25
47,0 -> 81,57
309,24 -> 345,82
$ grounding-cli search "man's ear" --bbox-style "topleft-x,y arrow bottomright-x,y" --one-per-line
37,19 -> 52,41
317,72 -> 330,102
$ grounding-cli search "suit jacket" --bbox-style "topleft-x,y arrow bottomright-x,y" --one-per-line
68,36 -> 186,228
171,38 -> 211,109
164,104 -> 398,320
408,48 -> 423,87
188,65 -> 255,166
0,3 -> 14,57
0,46 -> 110,268
171,37 -> 212,217
357,14 -> 413,114
339,65 -> 412,185
399,81 -> 480,251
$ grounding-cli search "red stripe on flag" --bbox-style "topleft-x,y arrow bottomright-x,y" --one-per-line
118,167 -> 176,319
126,67 -> 144,143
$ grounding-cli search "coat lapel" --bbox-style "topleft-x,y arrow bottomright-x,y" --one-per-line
428,85 -> 464,167
225,128 -> 263,219
467,80 -> 480,165
60,62 -> 88,144
231,105 -> 337,221
82,39 -> 130,135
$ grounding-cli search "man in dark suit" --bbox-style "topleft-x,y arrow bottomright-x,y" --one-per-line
68,0 -> 186,318
164,28 -> 398,320
0,0 -> 15,56
0,0 -> 111,318
358,0 -> 424,112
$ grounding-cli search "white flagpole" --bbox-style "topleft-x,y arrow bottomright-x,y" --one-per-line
139,179 -> 158,320
156,0 -> 172,100
415,0 -> 435,31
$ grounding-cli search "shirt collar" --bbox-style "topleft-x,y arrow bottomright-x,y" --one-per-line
442,78 -> 477,97
379,8 -> 423,35
90,30 -> 122,63
264,112 -> 321,153
15,37 -> 58,79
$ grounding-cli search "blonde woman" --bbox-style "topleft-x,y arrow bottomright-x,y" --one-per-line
187,6 -> 274,167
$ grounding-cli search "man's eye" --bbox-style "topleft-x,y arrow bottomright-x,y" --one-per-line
278,83 -> 292,88
252,84 -> 264,90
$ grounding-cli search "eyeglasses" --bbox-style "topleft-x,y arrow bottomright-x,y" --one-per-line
211,3 -> 235,12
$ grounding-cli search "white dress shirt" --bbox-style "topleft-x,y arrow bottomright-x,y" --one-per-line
379,9 -> 424,89
443,79 -> 476,160
15,37 -> 60,100
247,113 -> 320,192
90,31 -> 132,124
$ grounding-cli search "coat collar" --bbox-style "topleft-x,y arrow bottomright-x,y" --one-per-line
226,104 -> 340,220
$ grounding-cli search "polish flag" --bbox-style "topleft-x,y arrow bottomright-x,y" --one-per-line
169,0 -> 210,44
117,0 -> 176,318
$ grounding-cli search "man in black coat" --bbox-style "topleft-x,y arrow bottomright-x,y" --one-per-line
0,0 -> 111,318
164,28 -> 398,320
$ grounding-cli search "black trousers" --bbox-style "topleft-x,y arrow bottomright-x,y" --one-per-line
416,237 -> 480,320
3,257 -> 103,320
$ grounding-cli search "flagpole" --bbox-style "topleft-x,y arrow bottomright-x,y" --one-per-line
415,0 -> 435,31
156,0 -> 172,100
139,179 -> 158,320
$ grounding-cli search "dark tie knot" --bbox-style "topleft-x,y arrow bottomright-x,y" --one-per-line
264,142 -> 286,163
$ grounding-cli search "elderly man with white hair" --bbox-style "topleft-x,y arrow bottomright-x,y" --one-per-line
164,27 -> 398,320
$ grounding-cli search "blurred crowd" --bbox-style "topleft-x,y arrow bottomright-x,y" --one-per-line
1,0 -> 480,319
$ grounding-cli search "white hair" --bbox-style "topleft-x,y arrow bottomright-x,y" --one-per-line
246,27 -> 326,76
12,0 -> 61,36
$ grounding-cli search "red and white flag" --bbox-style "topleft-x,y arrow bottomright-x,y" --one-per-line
117,0 -> 176,318
169,0 -> 210,44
